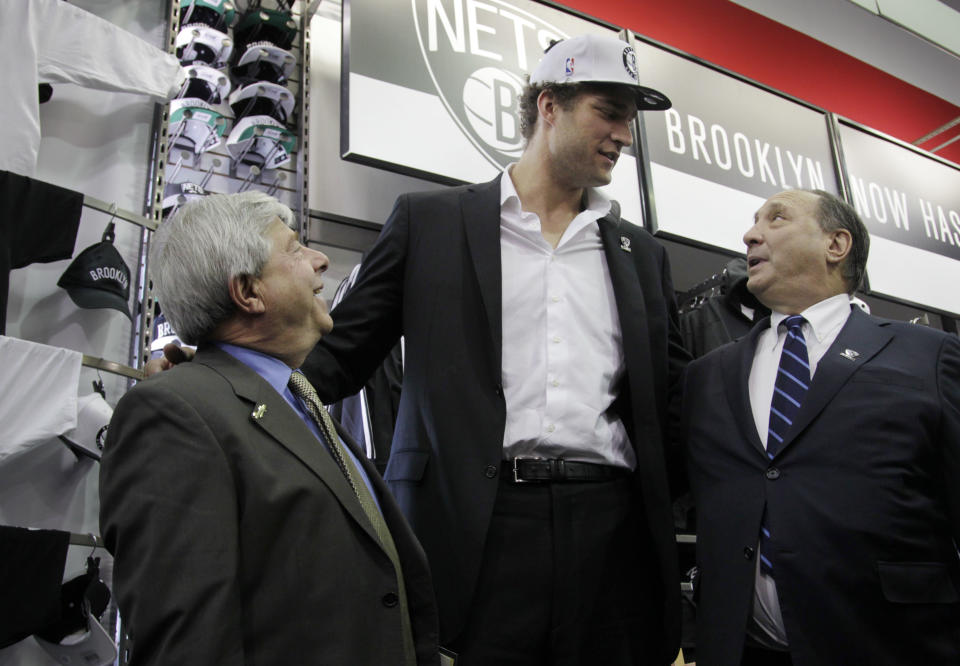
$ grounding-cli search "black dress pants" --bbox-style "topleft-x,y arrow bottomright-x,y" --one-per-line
449,475 -> 664,665
741,643 -> 793,665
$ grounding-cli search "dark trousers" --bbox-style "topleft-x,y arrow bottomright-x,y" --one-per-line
449,475 -> 663,665
741,644 -> 793,665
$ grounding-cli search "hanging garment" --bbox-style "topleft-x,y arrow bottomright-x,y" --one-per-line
679,257 -> 770,359
0,526 -> 70,649
0,171 -> 83,334
0,0 -> 184,177
0,336 -> 82,463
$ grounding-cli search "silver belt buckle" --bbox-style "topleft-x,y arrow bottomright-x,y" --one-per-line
511,456 -> 541,483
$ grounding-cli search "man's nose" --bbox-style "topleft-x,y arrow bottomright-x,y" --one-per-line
311,249 -> 329,273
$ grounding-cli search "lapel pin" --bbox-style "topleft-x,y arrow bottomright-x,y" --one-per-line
251,404 -> 267,421
619,236 -> 631,252
840,349 -> 860,361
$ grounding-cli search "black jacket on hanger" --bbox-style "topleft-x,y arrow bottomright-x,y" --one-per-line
679,257 -> 770,359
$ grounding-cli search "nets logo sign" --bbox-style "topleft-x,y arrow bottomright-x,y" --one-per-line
343,0 -> 638,208
410,0 -> 567,170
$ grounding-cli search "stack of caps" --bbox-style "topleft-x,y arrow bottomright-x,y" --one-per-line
232,6 -> 297,87
171,0 -> 237,154
161,180 -> 211,219
175,0 -> 235,67
226,7 -> 299,170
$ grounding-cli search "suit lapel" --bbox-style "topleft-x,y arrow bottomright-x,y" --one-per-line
776,307 -> 893,455
195,347 -> 381,546
724,319 -> 769,456
461,176 -> 504,373
598,216 -> 654,414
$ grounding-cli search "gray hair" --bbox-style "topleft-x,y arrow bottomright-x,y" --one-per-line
805,189 -> 870,294
150,191 -> 295,345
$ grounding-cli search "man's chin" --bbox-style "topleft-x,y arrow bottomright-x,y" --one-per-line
588,172 -> 613,188
745,276 -> 765,298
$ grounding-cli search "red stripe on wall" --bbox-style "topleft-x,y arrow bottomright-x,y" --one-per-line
558,0 -> 960,165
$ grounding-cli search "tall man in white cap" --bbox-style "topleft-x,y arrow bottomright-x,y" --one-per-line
302,33 -> 689,665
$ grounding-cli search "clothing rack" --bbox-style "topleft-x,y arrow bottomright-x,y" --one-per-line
678,267 -> 729,306
83,194 -> 157,231
69,532 -> 105,549
0,527 -> 104,548
82,354 -> 144,381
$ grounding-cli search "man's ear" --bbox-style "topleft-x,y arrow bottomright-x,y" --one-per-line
825,229 -> 852,267
538,89 -> 558,128
228,274 -> 266,314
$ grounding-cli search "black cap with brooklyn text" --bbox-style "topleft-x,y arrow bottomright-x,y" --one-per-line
57,223 -> 132,319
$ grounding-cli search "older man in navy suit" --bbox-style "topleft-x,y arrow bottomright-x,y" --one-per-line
682,188 -> 960,665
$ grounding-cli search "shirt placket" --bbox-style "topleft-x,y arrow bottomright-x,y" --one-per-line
543,250 -> 568,441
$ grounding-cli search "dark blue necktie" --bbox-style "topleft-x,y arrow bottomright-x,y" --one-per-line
760,315 -> 810,575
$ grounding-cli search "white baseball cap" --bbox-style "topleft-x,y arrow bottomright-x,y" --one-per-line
60,393 -> 114,462
529,34 -> 671,111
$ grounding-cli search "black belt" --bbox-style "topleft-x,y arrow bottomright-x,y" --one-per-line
502,458 -> 630,483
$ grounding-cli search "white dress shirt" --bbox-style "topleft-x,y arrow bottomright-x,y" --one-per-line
747,293 -> 852,647
498,167 -> 634,470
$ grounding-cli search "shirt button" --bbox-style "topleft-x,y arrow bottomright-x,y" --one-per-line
551,295 -> 560,302
382,592 -> 399,608
552,336 -> 561,343
551,380 -> 559,387
744,547 -> 755,560
484,465 -> 498,479
766,467 -> 781,480
546,424 -> 555,433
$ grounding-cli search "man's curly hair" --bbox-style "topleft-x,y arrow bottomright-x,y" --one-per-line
518,81 -> 586,142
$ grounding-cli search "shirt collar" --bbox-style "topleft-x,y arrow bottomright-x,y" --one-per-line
215,341 -> 293,395
770,293 -> 852,344
499,164 -> 612,222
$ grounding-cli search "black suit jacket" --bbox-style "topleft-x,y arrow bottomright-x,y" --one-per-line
100,346 -> 439,665
682,307 -> 960,665
303,175 -> 688,661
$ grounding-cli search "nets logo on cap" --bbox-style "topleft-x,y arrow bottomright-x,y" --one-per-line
622,46 -> 638,82
412,0 -> 567,170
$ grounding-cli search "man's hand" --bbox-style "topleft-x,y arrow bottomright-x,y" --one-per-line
143,343 -> 196,377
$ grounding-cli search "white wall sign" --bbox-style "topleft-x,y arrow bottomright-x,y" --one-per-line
342,0 -> 646,222
634,40 -> 839,254
838,121 -> 960,315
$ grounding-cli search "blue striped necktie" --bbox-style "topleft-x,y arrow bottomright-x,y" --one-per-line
760,315 -> 810,575
767,315 -> 810,456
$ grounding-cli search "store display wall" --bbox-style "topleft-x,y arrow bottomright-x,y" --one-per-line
6,0 -> 168,401
1,5 -> 169,666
